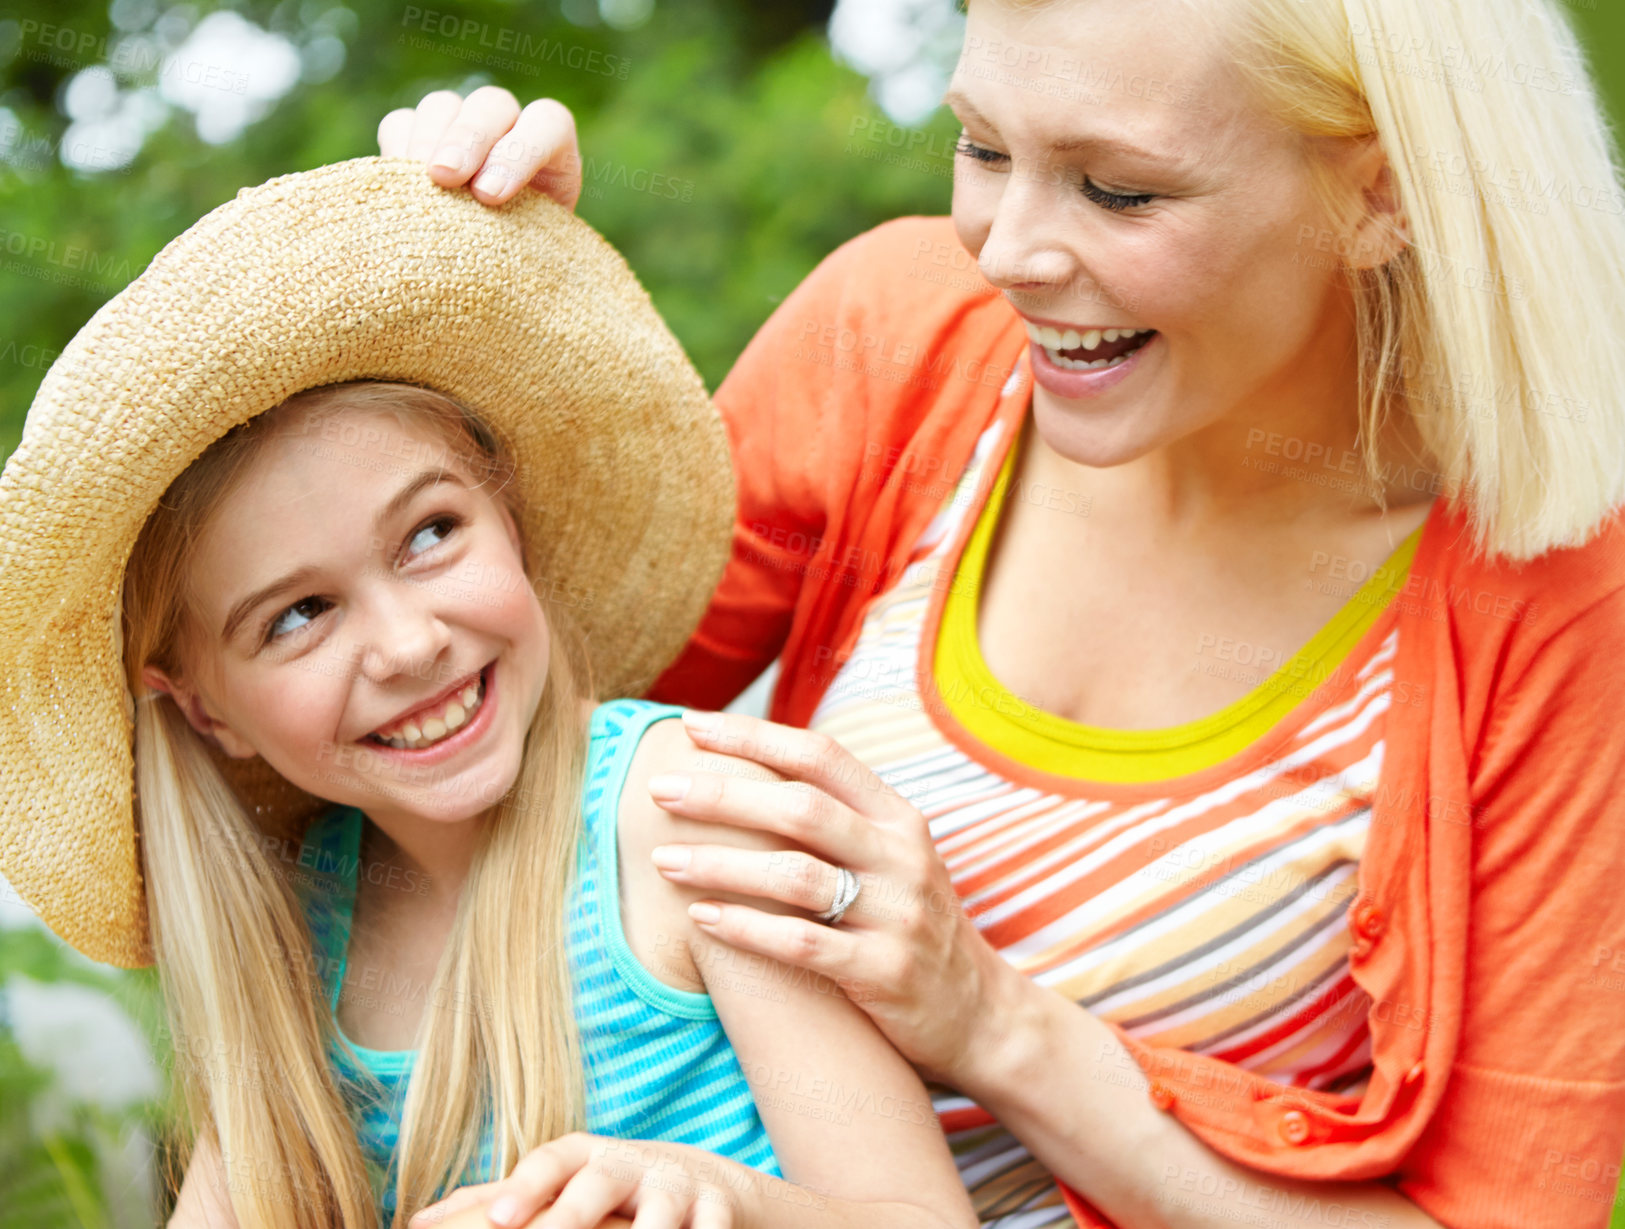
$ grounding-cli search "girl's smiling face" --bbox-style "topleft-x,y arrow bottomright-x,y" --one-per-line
146,404 -> 551,830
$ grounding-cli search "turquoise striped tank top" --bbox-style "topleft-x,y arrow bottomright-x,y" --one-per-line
294,699 -> 782,1225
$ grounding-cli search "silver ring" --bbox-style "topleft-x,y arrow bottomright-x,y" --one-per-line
816,866 -> 862,926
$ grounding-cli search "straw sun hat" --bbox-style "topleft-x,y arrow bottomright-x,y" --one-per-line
0,155 -> 734,968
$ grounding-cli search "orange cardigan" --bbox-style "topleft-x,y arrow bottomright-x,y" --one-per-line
646,216 -> 1625,1229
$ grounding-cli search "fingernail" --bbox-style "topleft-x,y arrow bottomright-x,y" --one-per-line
648,773 -> 690,802
473,165 -> 512,195
430,145 -> 467,174
651,845 -> 691,871
681,709 -> 721,738
689,902 -> 722,924
487,1198 -> 522,1227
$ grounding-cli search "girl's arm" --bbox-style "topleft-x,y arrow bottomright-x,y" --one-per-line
415,715 -> 976,1229
615,715 -> 976,1229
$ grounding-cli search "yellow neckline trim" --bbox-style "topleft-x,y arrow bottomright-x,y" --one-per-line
933,433 -> 1425,784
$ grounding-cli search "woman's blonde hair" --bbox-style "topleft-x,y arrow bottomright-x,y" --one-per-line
979,0 -> 1625,561
123,380 -> 594,1227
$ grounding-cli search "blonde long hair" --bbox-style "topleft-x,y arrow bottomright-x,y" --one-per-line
123,381 -> 594,1227
984,0 -> 1625,560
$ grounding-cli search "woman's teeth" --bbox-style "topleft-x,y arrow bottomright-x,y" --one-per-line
369,675 -> 485,750
1025,322 -> 1155,370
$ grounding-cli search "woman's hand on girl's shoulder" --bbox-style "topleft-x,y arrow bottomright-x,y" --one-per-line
377,87 -> 582,212
619,713 -> 823,966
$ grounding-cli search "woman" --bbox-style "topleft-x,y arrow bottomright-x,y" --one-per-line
382,0 -> 1625,1226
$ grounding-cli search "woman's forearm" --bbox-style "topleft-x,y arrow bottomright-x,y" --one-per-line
957,974 -> 1445,1229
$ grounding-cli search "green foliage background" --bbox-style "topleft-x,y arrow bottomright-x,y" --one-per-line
0,0 -> 1621,1223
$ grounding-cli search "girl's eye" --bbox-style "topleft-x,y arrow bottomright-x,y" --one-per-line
406,514 -> 461,558
266,596 -> 331,644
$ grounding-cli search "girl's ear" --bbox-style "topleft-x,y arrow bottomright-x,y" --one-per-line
140,665 -> 258,760
139,665 -> 173,700
1339,136 -> 1410,271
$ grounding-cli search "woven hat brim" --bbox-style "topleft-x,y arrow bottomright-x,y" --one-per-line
0,157 -> 734,967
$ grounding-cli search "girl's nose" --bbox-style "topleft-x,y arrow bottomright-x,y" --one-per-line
356,587 -> 454,683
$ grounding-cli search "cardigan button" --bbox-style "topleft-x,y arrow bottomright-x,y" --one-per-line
1149,1081 -> 1176,1111
1353,902 -> 1385,940
1279,1109 -> 1312,1145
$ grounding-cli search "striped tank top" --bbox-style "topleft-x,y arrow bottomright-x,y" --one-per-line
295,699 -> 781,1226
809,419 -> 1424,1228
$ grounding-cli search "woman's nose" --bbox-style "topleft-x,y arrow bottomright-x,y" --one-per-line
976,154 -> 1082,293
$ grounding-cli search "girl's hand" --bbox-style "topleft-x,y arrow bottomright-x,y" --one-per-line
408,1133 -> 741,1229
647,710 -> 1030,1087
423,1202 -> 633,1229
378,87 -> 582,211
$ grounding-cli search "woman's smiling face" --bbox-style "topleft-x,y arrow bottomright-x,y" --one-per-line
950,0 -> 1388,471
149,404 -> 551,830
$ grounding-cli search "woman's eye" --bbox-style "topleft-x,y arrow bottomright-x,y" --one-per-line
955,134 -> 1155,212
266,596 -> 331,643
953,137 -> 1008,166
1081,178 -> 1157,213
406,514 -> 460,558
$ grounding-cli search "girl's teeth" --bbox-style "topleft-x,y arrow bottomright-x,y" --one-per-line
370,674 -> 486,749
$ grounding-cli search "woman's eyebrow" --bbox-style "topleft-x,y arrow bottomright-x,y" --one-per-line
944,88 -> 1180,168
217,467 -> 464,645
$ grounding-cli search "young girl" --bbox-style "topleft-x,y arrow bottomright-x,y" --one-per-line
0,160 -> 975,1229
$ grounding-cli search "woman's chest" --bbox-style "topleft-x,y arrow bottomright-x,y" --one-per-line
974,490 -> 1431,731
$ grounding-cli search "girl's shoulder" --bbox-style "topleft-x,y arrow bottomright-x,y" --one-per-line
581,698 -> 692,830
585,699 -> 813,995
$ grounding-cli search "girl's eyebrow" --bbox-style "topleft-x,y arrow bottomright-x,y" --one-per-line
218,467 -> 465,645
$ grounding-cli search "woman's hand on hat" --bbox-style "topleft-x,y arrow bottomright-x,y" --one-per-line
379,86 -> 582,212
646,710 -> 1034,1088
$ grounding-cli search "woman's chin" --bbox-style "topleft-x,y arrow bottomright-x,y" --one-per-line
1030,392 -> 1172,472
